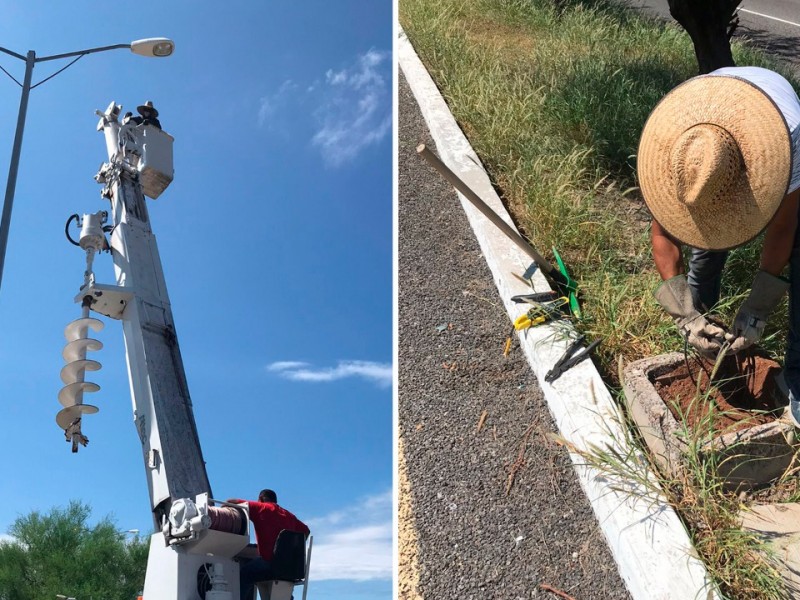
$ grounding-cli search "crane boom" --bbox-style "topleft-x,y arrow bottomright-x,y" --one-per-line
62,101 -> 300,599
93,102 -> 211,527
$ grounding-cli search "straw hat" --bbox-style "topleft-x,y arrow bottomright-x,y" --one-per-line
638,74 -> 792,250
137,100 -> 159,117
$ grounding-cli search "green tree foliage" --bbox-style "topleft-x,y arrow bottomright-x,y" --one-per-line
0,501 -> 148,600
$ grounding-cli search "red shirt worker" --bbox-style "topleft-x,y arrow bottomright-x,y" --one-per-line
227,489 -> 310,598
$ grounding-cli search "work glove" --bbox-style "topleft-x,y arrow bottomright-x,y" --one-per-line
654,275 -> 730,356
729,270 -> 789,354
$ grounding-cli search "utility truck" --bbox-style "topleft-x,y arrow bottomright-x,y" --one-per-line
58,101 -> 312,600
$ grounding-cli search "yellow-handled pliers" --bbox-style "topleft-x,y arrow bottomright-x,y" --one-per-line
514,312 -> 547,330
513,296 -> 569,331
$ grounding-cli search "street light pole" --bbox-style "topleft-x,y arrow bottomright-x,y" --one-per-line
0,49 -> 34,298
0,38 -> 174,296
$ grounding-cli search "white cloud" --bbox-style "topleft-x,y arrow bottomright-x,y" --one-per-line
0,533 -> 16,545
266,361 -> 311,372
312,49 -> 391,167
325,69 -> 347,86
258,79 -> 298,126
255,49 -> 390,166
307,490 -> 392,581
266,360 -> 392,388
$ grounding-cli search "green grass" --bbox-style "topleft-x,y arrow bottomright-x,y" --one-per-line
400,0 -> 797,373
401,0 -> 800,597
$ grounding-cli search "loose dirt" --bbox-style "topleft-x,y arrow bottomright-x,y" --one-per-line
652,351 -> 786,434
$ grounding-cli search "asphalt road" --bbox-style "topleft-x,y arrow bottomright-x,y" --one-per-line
617,0 -> 800,75
398,72 -> 631,600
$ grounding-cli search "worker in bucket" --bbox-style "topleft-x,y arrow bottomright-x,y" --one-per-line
127,100 -> 162,129
227,489 -> 310,599
637,66 -> 800,423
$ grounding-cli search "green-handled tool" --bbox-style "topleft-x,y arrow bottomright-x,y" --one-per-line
552,246 -> 580,317
417,144 -> 580,316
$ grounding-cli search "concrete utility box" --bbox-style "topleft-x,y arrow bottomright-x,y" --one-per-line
137,124 -> 174,199
623,353 -> 796,489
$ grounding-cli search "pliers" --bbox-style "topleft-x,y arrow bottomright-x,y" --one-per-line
511,291 -> 560,304
545,335 -> 602,383
513,296 -> 569,331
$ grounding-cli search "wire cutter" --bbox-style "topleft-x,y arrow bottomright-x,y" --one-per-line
545,335 -> 602,383
511,291 -> 560,305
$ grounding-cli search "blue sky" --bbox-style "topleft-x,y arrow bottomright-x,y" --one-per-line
0,2 -> 392,598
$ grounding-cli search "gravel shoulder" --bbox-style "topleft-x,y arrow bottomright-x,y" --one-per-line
398,72 -> 632,600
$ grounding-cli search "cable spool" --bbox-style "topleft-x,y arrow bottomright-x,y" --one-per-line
207,505 -> 246,536
57,299 -> 103,452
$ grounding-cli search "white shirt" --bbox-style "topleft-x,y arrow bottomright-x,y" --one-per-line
711,66 -> 800,194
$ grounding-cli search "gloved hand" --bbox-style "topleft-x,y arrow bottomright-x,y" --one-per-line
729,270 -> 789,354
654,275 -> 731,356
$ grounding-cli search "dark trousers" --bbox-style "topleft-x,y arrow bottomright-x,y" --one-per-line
686,248 -> 728,312
786,224 -> 800,400
240,557 -> 274,599
686,217 -> 800,399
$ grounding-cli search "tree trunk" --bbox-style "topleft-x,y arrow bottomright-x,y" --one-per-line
667,0 -> 741,74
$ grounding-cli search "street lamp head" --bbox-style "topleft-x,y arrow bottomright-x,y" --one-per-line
130,37 -> 174,57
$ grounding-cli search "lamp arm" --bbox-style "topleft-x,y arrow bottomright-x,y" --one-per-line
36,43 -> 131,63
0,46 -> 26,61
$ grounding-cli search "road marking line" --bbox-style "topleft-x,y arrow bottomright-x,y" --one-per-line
398,440 -> 423,600
739,7 -> 800,29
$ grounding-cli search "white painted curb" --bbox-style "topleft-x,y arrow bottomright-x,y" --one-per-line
398,27 -> 719,600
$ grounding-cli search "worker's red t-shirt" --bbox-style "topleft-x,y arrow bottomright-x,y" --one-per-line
231,499 -> 309,561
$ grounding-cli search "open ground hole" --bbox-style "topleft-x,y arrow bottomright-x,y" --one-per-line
652,351 -> 787,434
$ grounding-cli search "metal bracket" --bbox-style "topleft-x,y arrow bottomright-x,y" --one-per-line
148,448 -> 161,470
75,283 -> 134,320
95,162 -> 119,199
95,158 -> 139,200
